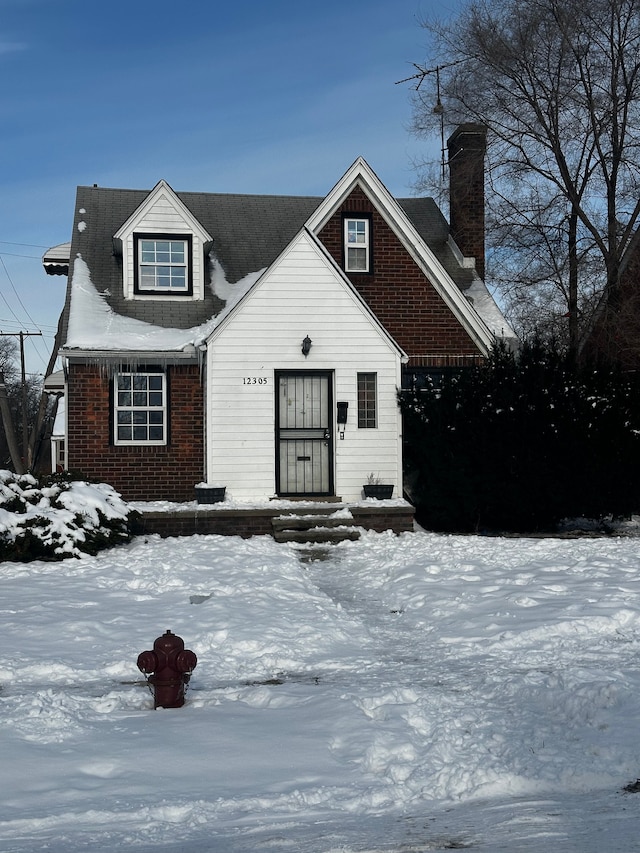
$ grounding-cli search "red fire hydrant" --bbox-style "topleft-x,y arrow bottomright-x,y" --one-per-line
137,630 -> 197,709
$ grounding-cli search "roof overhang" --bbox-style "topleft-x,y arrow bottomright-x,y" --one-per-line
42,242 -> 71,276
60,348 -> 199,364
43,369 -> 65,393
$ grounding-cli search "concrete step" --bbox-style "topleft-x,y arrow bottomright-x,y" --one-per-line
274,526 -> 361,544
272,511 -> 361,544
272,514 -> 353,532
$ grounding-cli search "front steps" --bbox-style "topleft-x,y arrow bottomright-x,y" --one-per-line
272,510 -> 362,545
132,500 -> 414,539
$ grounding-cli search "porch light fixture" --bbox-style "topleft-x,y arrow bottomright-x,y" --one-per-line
301,335 -> 312,357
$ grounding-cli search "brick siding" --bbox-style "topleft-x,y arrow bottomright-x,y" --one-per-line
131,503 -> 416,538
67,363 -> 204,502
447,124 -> 487,281
318,187 -> 482,365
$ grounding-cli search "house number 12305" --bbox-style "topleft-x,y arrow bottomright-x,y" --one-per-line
243,377 -> 268,385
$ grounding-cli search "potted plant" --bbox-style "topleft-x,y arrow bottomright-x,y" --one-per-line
362,473 -> 394,500
194,483 -> 226,504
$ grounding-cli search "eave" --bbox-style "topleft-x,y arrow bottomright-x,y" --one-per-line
60,347 -> 199,365
42,242 -> 71,276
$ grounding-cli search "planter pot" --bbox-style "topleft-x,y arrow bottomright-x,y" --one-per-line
195,486 -> 226,505
363,484 -> 394,500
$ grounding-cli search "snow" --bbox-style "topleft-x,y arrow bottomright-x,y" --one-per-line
2,528 -> 640,851
465,275 -> 516,341
64,256 -> 263,353
52,395 -> 64,437
0,473 -> 130,558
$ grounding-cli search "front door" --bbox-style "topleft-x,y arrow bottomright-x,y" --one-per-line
276,371 -> 333,496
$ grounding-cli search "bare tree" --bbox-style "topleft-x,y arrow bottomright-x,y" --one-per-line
0,338 -> 24,471
0,337 -> 53,473
408,0 -> 640,352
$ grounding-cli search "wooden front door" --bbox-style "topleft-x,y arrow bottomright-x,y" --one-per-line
276,371 -> 333,496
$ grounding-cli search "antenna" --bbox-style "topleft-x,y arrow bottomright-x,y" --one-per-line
397,59 -> 468,190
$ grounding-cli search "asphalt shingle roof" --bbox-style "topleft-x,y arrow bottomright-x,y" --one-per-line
60,184 -> 473,347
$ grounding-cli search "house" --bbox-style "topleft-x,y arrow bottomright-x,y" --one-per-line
44,127 -> 513,507
580,225 -> 640,370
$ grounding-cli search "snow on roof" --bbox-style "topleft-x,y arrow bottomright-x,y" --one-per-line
465,276 -> 517,341
63,255 -> 263,354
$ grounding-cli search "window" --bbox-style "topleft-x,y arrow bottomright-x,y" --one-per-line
357,372 -> 377,428
52,438 -> 65,472
344,217 -> 371,272
135,235 -> 191,294
114,371 -> 166,444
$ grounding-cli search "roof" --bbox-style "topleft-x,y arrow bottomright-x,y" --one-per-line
42,242 -> 70,276
55,178 -> 491,354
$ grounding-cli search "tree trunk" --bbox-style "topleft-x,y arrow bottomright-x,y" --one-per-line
0,371 -> 25,474
568,207 -> 579,356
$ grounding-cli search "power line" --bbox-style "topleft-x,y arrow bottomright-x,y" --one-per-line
0,240 -> 50,249
0,256 -> 40,327
0,256 -> 51,369
0,319 -> 58,332
0,240 -> 51,260
0,251 -> 45,259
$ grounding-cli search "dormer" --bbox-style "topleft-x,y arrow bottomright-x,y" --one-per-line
113,180 -> 213,301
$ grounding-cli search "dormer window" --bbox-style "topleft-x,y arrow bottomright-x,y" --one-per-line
344,215 -> 371,273
134,234 -> 193,295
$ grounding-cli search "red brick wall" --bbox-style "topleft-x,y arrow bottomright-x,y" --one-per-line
318,187 -> 482,365
66,363 -> 204,502
582,246 -> 640,370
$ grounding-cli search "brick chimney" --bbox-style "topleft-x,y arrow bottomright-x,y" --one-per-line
447,123 -> 487,280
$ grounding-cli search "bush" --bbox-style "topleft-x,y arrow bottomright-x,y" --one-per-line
0,471 -> 135,561
400,342 -> 640,532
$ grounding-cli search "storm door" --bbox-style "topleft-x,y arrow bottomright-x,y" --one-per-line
276,371 -> 333,496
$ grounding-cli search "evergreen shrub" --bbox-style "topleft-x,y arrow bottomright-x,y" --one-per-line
399,341 -> 640,532
0,470 -> 135,561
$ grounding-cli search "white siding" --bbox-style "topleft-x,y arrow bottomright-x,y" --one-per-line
205,231 -> 403,502
119,189 -> 209,300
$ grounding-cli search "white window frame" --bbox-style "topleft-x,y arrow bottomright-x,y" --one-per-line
114,371 -> 167,445
135,236 -> 190,294
344,217 -> 370,273
51,437 -> 66,472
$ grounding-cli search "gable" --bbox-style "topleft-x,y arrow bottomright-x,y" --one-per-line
54,160 -> 513,365
208,228 -> 406,361
305,158 -> 502,361
113,180 -> 213,302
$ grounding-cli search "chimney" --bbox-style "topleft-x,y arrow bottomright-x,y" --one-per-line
447,123 -> 487,280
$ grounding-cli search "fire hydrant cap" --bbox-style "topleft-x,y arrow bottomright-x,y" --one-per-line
154,630 -> 185,653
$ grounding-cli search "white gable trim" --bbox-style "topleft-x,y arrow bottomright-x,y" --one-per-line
113,180 -> 213,303
114,180 -> 212,244
207,228 -> 408,362
305,157 -> 497,355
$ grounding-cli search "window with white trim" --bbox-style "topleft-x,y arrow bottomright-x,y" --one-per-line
357,372 -> 377,428
52,438 -> 65,472
114,371 -> 166,444
135,236 -> 191,293
344,217 -> 370,272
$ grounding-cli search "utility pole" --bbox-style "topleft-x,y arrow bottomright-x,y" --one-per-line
0,330 -> 42,470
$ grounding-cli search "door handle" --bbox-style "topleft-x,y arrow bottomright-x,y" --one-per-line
324,429 -> 331,440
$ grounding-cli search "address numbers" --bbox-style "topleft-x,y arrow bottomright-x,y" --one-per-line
243,377 -> 268,385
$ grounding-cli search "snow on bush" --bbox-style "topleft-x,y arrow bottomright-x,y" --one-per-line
0,470 -> 134,561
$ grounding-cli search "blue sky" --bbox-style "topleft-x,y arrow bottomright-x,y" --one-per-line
0,0 -> 455,377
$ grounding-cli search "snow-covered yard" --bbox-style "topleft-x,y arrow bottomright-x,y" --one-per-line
2,527 -> 640,852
